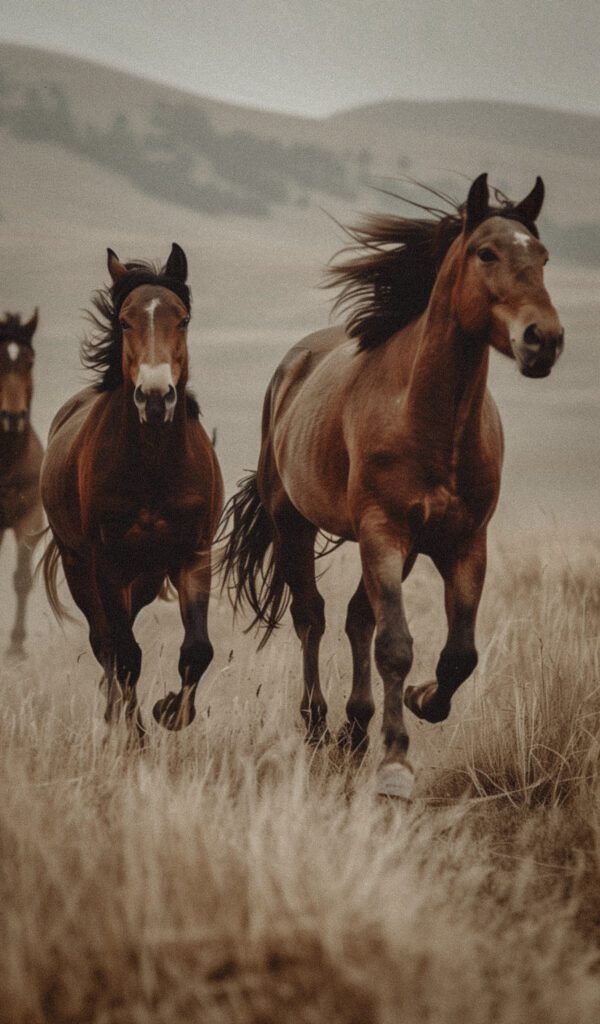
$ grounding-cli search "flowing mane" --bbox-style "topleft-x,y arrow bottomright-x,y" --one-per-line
328,186 -> 540,350
82,258 -> 200,417
0,313 -> 35,346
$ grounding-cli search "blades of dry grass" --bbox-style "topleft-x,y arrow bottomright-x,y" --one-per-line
1,533 -> 600,1023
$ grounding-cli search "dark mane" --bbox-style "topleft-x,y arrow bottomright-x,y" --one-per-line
327,186 -> 540,350
0,313 -> 34,346
82,259 -> 193,394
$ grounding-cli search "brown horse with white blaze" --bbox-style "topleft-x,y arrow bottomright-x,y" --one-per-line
221,174 -> 563,798
0,310 -> 44,657
41,244 -> 223,739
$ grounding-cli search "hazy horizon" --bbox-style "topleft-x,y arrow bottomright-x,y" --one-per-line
1,0 -> 599,118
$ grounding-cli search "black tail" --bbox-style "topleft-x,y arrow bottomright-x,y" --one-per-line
37,528 -> 76,622
218,473 -> 289,649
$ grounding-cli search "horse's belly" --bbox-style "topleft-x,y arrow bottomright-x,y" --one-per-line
275,421 -> 353,537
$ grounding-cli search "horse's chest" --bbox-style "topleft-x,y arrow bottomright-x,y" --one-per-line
417,480 -> 492,552
98,497 -> 204,555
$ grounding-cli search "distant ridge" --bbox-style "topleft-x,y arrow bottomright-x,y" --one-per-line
0,41 -> 599,261
328,97 -> 600,161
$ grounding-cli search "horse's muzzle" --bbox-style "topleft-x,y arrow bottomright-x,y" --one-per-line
0,411 -> 28,433
515,324 -> 564,379
134,385 -> 177,425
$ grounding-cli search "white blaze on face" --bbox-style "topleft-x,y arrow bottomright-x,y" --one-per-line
513,231 -> 530,249
135,362 -> 177,423
144,297 -> 161,362
7,343 -> 19,362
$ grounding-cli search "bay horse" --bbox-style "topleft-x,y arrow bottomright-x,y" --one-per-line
41,244 -> 223,739
221,174 -> 563,799
0,310 -> 44,658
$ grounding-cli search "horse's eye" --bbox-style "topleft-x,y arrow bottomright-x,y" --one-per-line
119,319 -> 131,331
179,317 -> 190,329
478,248 -> 498,264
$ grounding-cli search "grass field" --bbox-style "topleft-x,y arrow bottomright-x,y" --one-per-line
1,530 -> 599,1023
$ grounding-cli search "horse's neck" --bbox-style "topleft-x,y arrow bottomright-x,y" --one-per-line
403,258 -> 489,456
114,388 -> 189,477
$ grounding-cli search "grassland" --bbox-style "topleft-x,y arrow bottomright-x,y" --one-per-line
1,530 -> 599,1023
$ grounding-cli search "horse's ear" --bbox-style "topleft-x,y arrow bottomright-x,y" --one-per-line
514,176 -> 545,223
165,242 -> 188,282
23,307 -> 38,342
464,173 -> 490,233
107,248 -> 128,283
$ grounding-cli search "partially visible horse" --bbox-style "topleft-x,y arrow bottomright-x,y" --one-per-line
0,310 -> 44,658
41,244 -> 223,739
221,174 -> 564,799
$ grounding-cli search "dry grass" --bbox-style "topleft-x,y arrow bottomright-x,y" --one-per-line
1,532 -> 600,1023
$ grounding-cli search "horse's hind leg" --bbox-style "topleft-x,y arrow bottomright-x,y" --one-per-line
404,531 -> 486,723
273,498 -> 328,743
153,557 -> 213,731
338,577 -> 375,752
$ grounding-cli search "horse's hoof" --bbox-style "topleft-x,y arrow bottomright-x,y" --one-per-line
337,722 -> 369,756
153,691 -> 197,731
375,762 -> 414,801
404,681 -> 451,723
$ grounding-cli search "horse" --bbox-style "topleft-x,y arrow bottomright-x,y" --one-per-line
41,244 -> 223,740
220,174 -> 564,799
0,310 -> 44,658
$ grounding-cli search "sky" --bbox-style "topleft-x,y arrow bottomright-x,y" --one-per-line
1,0 -> 599,117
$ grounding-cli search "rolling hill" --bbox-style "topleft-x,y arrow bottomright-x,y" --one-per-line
0,41 -> 597,518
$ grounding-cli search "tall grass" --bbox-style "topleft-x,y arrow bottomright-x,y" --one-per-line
1,533 -> 599,1023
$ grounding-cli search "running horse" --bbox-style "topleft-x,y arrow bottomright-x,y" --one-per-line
221,174 -> 563,798
41,244 -> 223,739
0,311 -> 44,658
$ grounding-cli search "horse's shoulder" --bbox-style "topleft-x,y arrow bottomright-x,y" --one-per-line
47,386 -> 101,444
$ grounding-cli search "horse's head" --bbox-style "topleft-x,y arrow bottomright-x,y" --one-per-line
0,310 -> 38,433
455,174 -> 563,378
108,244 -> 190,425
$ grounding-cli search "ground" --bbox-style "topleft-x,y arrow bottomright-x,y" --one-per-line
1,531 -> 599,1024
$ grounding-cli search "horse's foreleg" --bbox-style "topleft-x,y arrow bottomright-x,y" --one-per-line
359,521 -> 414,799
63,553 -> 145,740
404,530 -> 486,723
152,557 -> 213,731
339,576 -> 375,752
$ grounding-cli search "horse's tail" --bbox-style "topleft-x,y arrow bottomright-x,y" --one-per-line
38,529 -> 75,622
218,472 -> 289,649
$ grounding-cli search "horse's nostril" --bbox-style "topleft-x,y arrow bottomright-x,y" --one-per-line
165,384 -> 176,405
523,323 -> 542,348
134,385 -> 145,406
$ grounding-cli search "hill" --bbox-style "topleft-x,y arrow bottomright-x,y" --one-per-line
0,42 -> 597,518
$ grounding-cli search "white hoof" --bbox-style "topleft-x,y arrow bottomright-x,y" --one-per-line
375,762 -> 414,801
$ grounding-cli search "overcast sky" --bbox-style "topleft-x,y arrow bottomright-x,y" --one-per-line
1,0 -> 599,117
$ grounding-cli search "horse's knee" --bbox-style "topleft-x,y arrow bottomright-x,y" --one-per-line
375,629 -> 413,683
